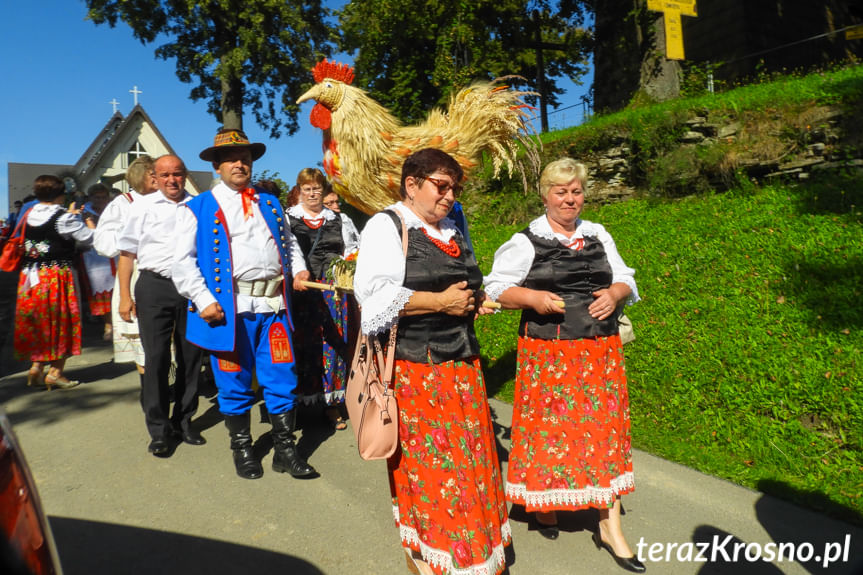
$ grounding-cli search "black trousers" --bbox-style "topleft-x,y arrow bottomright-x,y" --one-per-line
135,270 -> 202,439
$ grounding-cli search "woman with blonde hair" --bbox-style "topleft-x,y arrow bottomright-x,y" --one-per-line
93,155 -> 158,372
485,157 -> 644,572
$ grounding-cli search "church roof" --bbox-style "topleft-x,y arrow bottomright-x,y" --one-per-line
74,105 -> 175,176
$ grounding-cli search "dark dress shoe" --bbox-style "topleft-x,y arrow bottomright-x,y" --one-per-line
531,514 -> 559,540
537,523 -> 559,540
148,437 -> 174,458
592,531 -> 646,573
181,429 -> 206,445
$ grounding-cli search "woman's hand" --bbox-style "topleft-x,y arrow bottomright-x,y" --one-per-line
527,290 -> 566,315
437,281 -> 476,316
589,288 -> 619,320
475,290 -> 495,316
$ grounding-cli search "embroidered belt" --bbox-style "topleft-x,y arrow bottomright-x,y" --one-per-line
235,277 -> 283,297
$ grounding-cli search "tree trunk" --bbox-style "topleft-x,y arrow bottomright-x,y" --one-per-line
593,0 -> 680,112
639,13 -> 681,103
221,75 -> 244,131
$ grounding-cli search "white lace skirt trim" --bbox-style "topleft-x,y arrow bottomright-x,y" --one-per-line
394,504 -> 512,575
505,471 -> 635,508
298,389 -> 346,406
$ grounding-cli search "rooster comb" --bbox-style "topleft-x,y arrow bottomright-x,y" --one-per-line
312,59 -> 355,85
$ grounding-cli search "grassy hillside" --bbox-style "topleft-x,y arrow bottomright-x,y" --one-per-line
467,64 -> 863,523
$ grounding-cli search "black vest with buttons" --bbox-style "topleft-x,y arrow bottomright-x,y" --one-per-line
384,210 -> 482,363
518,228 -> 619,340
289,214 -> 344,279
24,210 -> 76,267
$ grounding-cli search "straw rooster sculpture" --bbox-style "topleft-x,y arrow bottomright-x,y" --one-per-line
297,60 -> 540,214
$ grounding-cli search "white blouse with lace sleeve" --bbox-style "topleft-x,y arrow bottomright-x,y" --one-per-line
353,203 -> 460,335
484,215 -> 639,305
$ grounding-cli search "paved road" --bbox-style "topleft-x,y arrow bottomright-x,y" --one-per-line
1,332 -> 862,575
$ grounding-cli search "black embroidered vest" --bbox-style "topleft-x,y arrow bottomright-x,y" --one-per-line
518,228 -> 619,340
289,213 -> 344,279
384,210 -> 481,363
24,210 -> 76,266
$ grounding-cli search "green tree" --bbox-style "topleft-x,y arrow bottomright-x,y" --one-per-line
338,0 -> 591,125
85,0 -> 335,137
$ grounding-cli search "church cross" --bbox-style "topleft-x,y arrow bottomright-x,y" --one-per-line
129,85 -> 143,106
109,98 -> 120,113
647,0 -> 698,60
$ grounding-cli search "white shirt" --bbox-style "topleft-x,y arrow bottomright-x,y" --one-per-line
94,190 -> 144,258
353,202 -> 461,335
172,182 -> 307,315
117,190 -> 192,277
483,214 -> 640,304
286,204 -> 360,256
340,212 -> 361,255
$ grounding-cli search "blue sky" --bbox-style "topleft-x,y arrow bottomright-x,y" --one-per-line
1,2 -> 591,217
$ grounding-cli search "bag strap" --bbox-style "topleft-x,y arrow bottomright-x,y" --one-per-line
380,209 -> 408,389
9,208 -> 29,239
306,222 -> 326,263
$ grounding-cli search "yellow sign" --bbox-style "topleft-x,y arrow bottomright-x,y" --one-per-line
648,0 -> 697,17
647,0 -> 698,60
847,26 -> 863,41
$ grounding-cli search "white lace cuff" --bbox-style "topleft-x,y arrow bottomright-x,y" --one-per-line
361,286 -> 414,335
484,281 -> 516,303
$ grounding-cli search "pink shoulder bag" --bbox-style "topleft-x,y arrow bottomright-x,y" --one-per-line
345,210 -> 407,460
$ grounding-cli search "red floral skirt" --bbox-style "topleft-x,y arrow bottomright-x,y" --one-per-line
14,265 -> 82,362
506,335 -> 634,512
389,357 -> 511,575
88,290 -> 112,316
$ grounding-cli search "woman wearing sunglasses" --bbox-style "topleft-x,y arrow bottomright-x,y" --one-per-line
354,148 -> 509,575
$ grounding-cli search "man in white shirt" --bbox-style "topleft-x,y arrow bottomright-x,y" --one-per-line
117,155 -> 204,457
173,129 -> 315,480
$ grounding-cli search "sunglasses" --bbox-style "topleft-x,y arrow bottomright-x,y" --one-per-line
423,176 -> 462,198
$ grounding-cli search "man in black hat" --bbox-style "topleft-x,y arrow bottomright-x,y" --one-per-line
173,128 -> 316,480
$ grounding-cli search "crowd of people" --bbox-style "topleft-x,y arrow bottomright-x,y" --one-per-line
6,131 -> 644,574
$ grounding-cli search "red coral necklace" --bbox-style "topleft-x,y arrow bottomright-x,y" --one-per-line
303,216 -> 324,229
422,228 -> 461,258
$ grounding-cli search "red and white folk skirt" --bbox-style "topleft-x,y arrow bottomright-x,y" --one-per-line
506,335 -> 634,512
389,357 -> 511,575
14,264 -> 82,362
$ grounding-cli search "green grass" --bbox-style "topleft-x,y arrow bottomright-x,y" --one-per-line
461,64 -> 863,523
536,63 -> 863,198
470,170 -> 863,523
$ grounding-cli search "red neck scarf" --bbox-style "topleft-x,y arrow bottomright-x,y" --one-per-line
239,188 -> 257,220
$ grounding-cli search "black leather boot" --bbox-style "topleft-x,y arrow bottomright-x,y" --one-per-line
224,413 -> 263,480
270,410 -> 318,478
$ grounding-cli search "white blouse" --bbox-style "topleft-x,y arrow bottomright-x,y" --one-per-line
483,214 -> 639,304
287,204 -> 360,256
353,202 -> 461,335
93,191 -> 144,258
